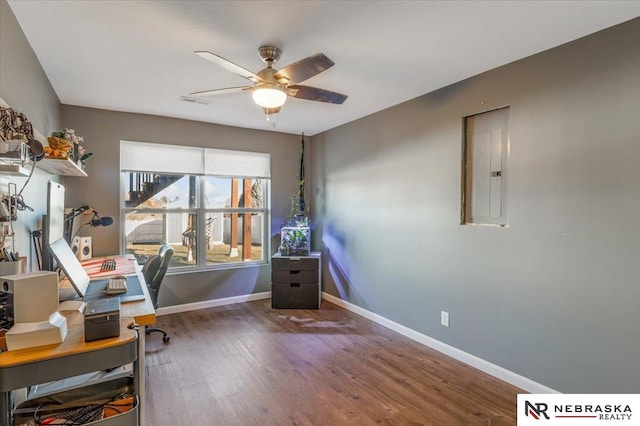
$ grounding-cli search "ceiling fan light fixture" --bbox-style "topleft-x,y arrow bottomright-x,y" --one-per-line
252,84 -> 287,108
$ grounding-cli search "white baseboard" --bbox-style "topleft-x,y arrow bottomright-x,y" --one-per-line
155,291 -> 271,316
321,292 -> 558,394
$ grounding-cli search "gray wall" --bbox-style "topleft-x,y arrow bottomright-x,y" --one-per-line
0,0 -> 61,270
61,105 -> 305,306
312,18 -> 640,393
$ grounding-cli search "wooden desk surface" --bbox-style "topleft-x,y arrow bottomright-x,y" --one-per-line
0,256 -> 155,360
59,257 -> 156,327
0,309 -> 136,368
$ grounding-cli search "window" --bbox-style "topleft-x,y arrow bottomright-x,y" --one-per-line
120,141 -> 270,270
461,107 -> 509,226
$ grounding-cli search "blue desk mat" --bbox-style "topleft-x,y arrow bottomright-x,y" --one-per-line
83,275 -> 145,303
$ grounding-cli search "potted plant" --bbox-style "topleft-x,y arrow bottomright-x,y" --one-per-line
280,214 -> 310,256
279,134 -> 310,256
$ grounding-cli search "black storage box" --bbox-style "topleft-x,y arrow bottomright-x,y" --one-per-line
84,297 -> 121,342
271,253 -> 321,309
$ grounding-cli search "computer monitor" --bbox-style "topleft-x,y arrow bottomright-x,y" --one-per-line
42,181 -> 65,271
48,237 -> 90,298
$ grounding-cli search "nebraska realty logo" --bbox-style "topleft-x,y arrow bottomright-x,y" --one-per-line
517,395 -> 640,425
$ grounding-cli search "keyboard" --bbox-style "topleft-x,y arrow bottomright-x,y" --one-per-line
106,276 -> 127,294
100,258 -> 117,271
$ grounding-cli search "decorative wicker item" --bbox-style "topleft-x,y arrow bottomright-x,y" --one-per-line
45,136 -> 73,158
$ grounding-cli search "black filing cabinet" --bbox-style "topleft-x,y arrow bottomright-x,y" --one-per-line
271,252 -> 321,309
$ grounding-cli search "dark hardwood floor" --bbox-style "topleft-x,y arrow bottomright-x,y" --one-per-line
144,300 -> 521,425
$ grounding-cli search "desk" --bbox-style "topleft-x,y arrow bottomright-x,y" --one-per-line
122,267 -> 155,426
0,310 -> 137,425
0,263 -> 155,426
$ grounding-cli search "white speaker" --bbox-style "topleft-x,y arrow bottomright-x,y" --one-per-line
78,236 -> 92,260
1,271 -> 59,323
71,236 -> 81,256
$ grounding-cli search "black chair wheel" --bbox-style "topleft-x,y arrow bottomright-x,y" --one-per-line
162,335 -> 171,343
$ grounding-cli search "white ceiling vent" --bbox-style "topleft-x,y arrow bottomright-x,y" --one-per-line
179,96 -> 212,106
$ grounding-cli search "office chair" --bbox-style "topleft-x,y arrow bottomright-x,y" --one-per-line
141,244 -> 174,343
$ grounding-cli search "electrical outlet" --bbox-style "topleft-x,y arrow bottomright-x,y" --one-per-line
441,311 -> 450,327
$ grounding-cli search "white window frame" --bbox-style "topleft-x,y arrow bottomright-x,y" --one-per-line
119,141 -> 271,271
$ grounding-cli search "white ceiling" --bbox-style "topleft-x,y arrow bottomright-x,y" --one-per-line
7,1 -> 640,136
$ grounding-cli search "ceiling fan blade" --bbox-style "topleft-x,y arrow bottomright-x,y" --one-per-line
288,85 -> 348,104
194,51 -> 261,83
190,86 -> 251,97
274,53 -> 334,84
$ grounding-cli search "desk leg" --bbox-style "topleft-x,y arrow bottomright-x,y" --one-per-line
1,390 -> 11,426
135,326 -> 146,426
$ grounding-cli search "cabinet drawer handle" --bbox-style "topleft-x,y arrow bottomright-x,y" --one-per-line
289,270 -> 300,275
290,283 -> 301,288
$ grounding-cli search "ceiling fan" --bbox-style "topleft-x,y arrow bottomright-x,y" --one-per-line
190,46 -> 347,116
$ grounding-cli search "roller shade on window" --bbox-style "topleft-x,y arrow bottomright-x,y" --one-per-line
204,148 -> 270,178
120,141 -> 204,174
120,141 -> 270,177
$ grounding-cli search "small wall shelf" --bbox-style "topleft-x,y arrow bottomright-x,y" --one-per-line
1,98 -> 87,177
37,157 -> 87,176
0,163 -> 31,176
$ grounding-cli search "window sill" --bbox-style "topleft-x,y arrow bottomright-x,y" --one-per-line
165,260 -> 269,276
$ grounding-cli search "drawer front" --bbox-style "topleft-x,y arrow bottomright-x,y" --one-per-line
272,256 -> 318,271
271,269 -> 317,284
271,283 -> 319,309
